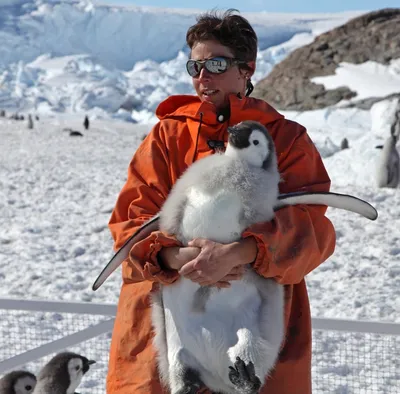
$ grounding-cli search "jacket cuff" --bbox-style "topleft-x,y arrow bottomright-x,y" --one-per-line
128,231 -> 181,284
242,225 -> 272,278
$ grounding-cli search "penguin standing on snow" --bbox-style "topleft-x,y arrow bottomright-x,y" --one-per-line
0,370 -> 36,394
152,120 -> 285,394
375,134 -> 399,188
32,352 -> 95,394
376,107 -> 400,188
83,116 -> 89,131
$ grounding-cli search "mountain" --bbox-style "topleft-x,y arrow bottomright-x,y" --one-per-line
253,8 -> 400,110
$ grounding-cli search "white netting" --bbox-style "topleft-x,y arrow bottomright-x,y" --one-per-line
0,299 -> 399,393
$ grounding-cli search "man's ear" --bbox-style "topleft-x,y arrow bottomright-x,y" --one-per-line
246,61 -> 256,78
240,61 -> 256,78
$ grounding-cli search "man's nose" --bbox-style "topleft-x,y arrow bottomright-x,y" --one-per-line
198,66 -> 212,81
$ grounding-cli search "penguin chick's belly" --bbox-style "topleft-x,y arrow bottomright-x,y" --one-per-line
181,188 -> 243,244
162,277 -> 262,384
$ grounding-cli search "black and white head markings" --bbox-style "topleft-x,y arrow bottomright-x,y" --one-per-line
0,371 -> 36,394
32,352 -> 95,394
225,120 -> 276,171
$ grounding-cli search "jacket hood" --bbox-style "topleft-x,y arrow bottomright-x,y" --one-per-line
155,94 -> 284,127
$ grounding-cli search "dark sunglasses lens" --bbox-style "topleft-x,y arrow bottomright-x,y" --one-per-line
186,60 -> 201,77
205,57 -> 229,74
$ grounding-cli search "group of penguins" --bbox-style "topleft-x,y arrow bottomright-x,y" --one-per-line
0,109 -> 90,136
0,352 -> 95,394
61,116 -> 90,137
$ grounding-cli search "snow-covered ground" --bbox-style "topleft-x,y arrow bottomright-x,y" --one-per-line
0,2 -> 399,393
312,59 -> 400,102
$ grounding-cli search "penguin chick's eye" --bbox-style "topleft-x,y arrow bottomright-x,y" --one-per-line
253,140 -> 259,145
25,386 -> 32,391
75,365 -> 80,371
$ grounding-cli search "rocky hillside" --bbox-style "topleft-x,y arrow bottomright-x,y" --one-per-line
253,8 -> 400,111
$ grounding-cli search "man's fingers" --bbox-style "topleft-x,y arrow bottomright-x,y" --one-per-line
183,270 -> 202,280
210,281 -> 231,288
222,274 -> 243,281
187,238 -> 208,248
230,266 -> 244,275
178,260 -> 197,276
197,279 -> 215,286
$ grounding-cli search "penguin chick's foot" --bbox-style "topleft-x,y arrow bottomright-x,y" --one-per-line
174,384 -> 203,394
173,367 -> 205,394
175,387 -> 202,394
229,357 -> 261,394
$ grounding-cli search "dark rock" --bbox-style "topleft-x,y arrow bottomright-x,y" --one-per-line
253,9 -> 400,111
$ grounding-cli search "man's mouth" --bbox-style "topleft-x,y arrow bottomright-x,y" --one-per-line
202,89 -> 218,97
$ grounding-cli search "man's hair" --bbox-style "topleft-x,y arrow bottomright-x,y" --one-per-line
186,9 -> 258,70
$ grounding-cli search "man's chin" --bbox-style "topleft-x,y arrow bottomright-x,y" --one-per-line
201,95 -> 226,110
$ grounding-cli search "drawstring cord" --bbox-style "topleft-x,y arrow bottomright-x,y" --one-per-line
246,79 -> 254,97
192,112 -> 203,163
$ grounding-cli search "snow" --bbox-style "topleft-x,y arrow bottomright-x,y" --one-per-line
0,2 -> 399,393
312,59 -> 400,102
0,0 -> 363,122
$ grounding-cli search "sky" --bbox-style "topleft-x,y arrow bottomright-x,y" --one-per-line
98,0 -> 400,13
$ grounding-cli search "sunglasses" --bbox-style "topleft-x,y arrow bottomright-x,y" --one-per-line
186,56 -> 247,77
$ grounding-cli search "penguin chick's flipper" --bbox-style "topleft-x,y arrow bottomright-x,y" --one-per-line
229,357 -> 261,394
173,367 -> 206,394
92,215 -> 159,290
275,191 -> 378,221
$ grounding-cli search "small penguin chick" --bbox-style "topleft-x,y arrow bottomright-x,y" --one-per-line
155,119 -> 283,393
32,352 -> 95,394
225,120 -> 276,171
0,370 -> 36,394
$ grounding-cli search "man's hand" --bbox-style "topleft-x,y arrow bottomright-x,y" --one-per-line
159,246 -> 200,271
178,237 -> 257,286
211,265 -> 245,288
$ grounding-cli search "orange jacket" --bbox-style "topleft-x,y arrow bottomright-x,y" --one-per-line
106,94 -> 336,393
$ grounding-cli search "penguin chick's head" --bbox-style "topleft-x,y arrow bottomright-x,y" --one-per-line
0,370 -> 36,394
225,120 -> 276,170
37,352 -> 95,394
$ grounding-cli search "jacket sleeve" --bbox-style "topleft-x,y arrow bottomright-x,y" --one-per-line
108,122 -> 181,285
242,121 -> 336,285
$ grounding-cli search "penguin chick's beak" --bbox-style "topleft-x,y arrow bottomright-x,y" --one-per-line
82,359 -> 96,374
227,126 -> 246,148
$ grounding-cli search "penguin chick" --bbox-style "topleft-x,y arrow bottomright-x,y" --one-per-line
160,120 -> 280,312
376,134 -> 400,188
32,352 -> 95,394
154,120 -> 284,394
0,371 -> 36,394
